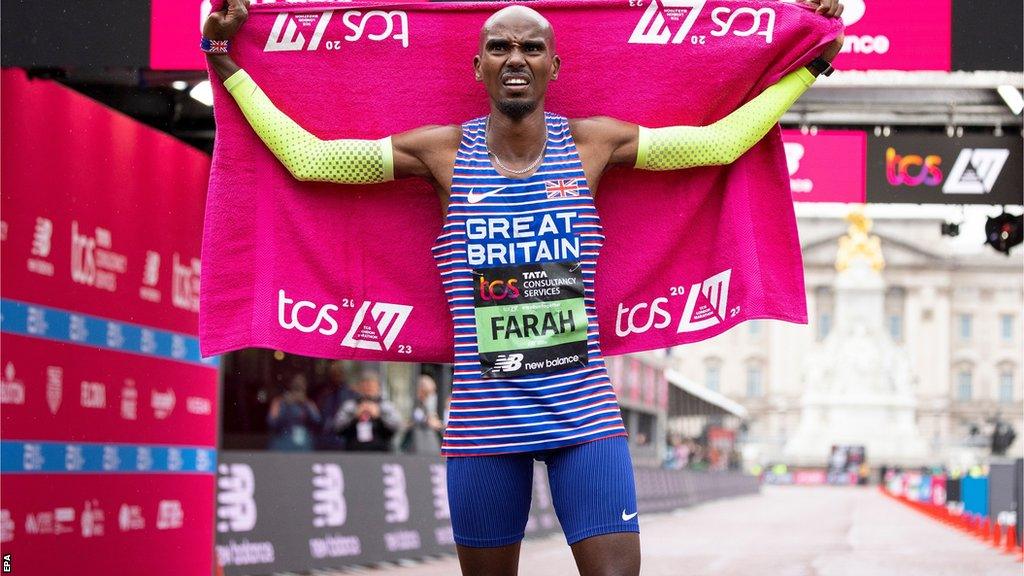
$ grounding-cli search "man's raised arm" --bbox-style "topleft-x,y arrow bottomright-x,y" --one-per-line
204,0 -> 442,185
596,22 -> 844,172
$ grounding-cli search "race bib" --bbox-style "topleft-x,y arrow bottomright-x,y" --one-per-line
473,261 -> 589,378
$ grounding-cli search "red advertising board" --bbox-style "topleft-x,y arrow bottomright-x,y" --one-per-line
832,0 -> 951,71
781,129 -> 866,204
1,475 -> 215,575
0,69 -> 218,575
1,334 -> 216,447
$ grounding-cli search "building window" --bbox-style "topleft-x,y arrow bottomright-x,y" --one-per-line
817,313 -> 832,342
956,370 -> 973,401
999,371 -> 1014,403
1001,314 -> 1015,342
815,287 -> 834,342
746,366 -> 763,398
958,314 -> 972,340
885,287 -> 905,343
887,314 -> 903,342
749,320 -> 762,336
705,364 -> 721,392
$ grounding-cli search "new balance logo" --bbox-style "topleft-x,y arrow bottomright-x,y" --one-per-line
312,463 -> 346,528
942,148 -> 1010,194
677,269 -> 731,333
341,301 -> 413,351
382,463 -> 410,524
492,354 -> 524,373
217,463 -> 257,533
629,0 -> 706,45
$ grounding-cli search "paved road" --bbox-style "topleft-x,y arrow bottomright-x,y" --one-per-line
333,486 -> 1021,576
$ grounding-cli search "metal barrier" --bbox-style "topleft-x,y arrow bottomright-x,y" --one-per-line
215,451 -> 760,575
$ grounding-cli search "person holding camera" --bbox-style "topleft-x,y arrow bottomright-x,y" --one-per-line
332,370 -> 402,452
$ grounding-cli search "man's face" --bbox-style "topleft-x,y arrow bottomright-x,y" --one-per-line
417,376 -> 436,401
474,9 -> 559,120
359,378 -> 380,399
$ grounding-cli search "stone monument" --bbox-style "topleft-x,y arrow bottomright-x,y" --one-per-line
784,208 -> 930,466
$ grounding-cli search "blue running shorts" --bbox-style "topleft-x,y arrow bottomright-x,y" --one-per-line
447,435 -> 639,547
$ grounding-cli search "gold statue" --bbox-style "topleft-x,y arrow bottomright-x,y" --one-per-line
836,206 -> 885,272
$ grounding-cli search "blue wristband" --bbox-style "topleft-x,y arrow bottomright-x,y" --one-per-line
200,37 -> 230,54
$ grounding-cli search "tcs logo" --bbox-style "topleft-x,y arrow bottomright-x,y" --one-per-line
615,270 -> 734,337
264,9 -> 409,52
278,289 -> 340,335
615,297 -> 671,337
885,147 -> 942,187
478,277 -> 520,301
710,6 -> 775,44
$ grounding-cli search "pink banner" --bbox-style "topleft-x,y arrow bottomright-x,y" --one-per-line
1,69 -> 218,575
202,0 -> 841,362
153,1 -> 953,72
832,0 -> 951,71
781,129 -> 866,203
151,0 -> 432,70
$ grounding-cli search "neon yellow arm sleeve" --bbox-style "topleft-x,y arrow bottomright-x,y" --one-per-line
224,69 -> 394,183
635,67 -> 816,170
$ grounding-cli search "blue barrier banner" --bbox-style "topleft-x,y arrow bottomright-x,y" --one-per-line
1,298 -> 218,367
1,440 -> 216,474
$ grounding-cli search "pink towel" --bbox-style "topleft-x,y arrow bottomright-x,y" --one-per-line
201,0 -> 840,361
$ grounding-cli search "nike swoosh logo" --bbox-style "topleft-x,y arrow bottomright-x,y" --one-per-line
467,186 -> 508,204
621,510 -> 638,521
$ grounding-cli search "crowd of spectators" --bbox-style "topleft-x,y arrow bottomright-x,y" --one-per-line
663,433 -> 742,471
266,365 -> 444,455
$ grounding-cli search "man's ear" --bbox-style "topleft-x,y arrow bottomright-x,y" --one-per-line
474,54 -> 482,81
551,55 -> 561,80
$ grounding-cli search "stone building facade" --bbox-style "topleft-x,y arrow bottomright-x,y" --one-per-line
667,215 -> 1024,468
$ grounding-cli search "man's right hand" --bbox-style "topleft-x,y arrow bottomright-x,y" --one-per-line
204,0 -> 250,41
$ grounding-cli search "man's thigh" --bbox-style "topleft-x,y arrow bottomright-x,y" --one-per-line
447,451 -> 535,549
543,436 -> 639,545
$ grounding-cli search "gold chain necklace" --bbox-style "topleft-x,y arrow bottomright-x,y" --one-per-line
485,115 -> 546,175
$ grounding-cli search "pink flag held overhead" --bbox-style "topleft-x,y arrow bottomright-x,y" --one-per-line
200,0 -> 842,362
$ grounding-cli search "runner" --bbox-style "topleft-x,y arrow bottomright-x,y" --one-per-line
203,2 -> 844,574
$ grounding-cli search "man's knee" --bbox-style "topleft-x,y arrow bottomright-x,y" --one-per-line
570,532 -> 640,576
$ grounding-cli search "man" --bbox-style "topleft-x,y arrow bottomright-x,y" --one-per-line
266,374 -> 321,451
204,1 -> 843,574
402,374 -> 444,454
314,361 -> 357,450
332,370 -> 402,452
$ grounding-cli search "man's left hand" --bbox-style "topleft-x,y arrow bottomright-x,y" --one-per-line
799,0 -> 845,19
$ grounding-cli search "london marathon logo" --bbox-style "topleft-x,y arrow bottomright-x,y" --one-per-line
885,146 -> 1010,194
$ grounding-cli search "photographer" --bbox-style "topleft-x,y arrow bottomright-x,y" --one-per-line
266,374 -> 321,452
332,370 -> 402,452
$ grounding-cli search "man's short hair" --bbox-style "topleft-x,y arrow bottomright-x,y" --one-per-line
358,370 -> 381,384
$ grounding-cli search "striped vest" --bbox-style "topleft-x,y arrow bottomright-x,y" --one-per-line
432,112 -> 626,457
